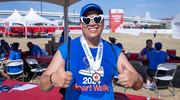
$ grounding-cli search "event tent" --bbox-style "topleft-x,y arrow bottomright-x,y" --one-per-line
0,9 -> 24,26
0,0 -> 81,41
23,7 -> 57,26
172,12 -> 180,39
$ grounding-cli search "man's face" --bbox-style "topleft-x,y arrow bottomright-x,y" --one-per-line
147,41 -> 152,48
27,44 -> 33,49
80,10 -> 104,39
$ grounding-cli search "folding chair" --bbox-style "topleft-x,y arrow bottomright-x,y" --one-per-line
26,58 -> 46,83
6,59 -> 24,81
152,63 -> 177,98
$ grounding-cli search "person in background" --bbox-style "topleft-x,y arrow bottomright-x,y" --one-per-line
20,29 -> 23,37
46,27 -> 49,34
140,39 -> 154,66
154,28 -> 157,38
59,30 -> 72,45
27,42 -> 43,55
0,39 -> 11,57
143,42 -> 169,90
109,37 -> 116,44
0,42 -> 21,80
116,43 -> 124,50
140,39 -> 154,55
39,3 -> 143,100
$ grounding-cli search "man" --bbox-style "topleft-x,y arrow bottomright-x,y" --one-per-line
39,3 -> 143,100
140,39 -> 154,66
0,42 -> 21,80
27,42 -> 43,55
109,37 -> 116,44
143,42 -> 169,89
0,39 -> 11,57
59,30 -> 72,45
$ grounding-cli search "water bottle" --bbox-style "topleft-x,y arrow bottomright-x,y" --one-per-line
127,50 -> 130,58
37,51 -> 40,58
147,97 -> 150,100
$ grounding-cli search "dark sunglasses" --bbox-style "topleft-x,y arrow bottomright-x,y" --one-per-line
80,15 -> 103,25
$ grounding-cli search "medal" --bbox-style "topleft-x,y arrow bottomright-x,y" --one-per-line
80,35 -> 104,83
92,72 -> 101,82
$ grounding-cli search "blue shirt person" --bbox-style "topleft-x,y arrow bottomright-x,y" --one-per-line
0,42 -> 22,80
140,39 -> 154,55
39,3 -> 143,100
59,30 -> 72,44
0,40 -> 11,57
144,42 -> 170,88
27,42 -> 43,55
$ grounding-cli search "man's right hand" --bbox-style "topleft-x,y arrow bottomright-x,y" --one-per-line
52,60 -> 73,88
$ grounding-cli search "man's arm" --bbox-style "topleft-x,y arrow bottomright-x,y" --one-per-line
116,52 -> 143,90
144,55 -> 147,59
39,50 -> 72,92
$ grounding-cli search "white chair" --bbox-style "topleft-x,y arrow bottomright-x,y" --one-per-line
152,63 -> 177,98
26,58 -> 46,83
6,59 -> 24,81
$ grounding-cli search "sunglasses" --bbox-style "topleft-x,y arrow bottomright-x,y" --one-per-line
80,15 -> 103,25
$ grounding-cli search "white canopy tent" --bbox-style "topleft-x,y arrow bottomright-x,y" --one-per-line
172,12 -> 180,39
0,9 -> 24,26
0,0 -> 81,41
23,7 -> 57,26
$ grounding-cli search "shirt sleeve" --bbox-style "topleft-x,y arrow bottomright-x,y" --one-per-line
142,48 -> 146,52
58,42 -> 68,61
8,51 -> 15,60
111,43 -> 123,76
38,47 -> 43,55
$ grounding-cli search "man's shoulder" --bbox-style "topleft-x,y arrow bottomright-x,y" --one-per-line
69,36 -> 80,44
34,45 -> 41,48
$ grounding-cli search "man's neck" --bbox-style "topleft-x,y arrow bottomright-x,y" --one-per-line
83,35 -> 100,48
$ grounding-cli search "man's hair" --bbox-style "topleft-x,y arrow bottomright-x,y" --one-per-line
155,42 -> 162,50
27,42 -> 33,45
12,42 -> 19,50
146,39 -> 153,44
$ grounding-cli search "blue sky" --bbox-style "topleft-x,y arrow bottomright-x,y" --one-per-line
0,0 -> 179,19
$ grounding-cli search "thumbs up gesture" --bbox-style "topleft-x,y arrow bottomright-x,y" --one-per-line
52,60 -> 73,88
117,63 -> 137,88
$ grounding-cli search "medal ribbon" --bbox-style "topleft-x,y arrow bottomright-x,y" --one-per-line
80,35 -> 103,70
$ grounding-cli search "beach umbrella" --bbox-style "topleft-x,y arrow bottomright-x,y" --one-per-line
0,0 -> 81,41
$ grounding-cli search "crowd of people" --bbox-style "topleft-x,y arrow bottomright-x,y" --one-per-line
0,39 -> 43,80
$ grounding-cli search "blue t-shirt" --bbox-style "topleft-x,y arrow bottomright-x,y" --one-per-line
58,37 -> 122,100
8,50 -> 22,73
59,36 -> 72,43
146,50 -> 168,69
29,45 -> 43,55
142,47 -> 154,55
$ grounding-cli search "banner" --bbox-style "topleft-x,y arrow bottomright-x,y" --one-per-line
109,9 -> 123,32
4,22 -> 9,26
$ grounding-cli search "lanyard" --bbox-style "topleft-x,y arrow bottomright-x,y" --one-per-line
80,35 -> 103,70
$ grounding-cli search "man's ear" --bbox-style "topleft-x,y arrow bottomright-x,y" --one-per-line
79,21 -> 83,26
